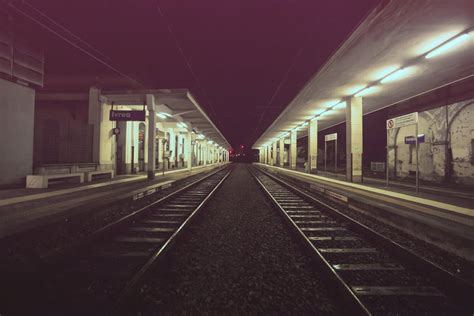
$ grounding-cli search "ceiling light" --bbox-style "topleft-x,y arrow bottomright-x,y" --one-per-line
354,86 -> 379,97
301,122 -> 308,127
156,113 -> 167,119
425,32 -> 472,59
320,109 -> 332,116
371,65 -> 400,81
343,85 -> 366,95
380,67 -> 415,84
333,101 -> 346,110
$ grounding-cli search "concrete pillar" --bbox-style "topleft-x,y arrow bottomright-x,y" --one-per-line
185,131 -> 192,170
267,146 -> 271,165
279,138 -> 284,167
169,129 -> 176,168
116,120 -> 127,175
146,94 -> 156,179
272,142 -> 277,166
308,119 -> 318,173
88,87 -> 102,164
290,130 -> 297,169
89,88 -> 115,171
346,97 -> 363,182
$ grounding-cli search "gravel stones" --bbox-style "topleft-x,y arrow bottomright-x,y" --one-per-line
138,164 -> 340,314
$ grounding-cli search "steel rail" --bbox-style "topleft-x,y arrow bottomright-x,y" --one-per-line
43,165 -> 229,263
249,167 -> 370,315
257,166 -> 474,310
114,168 -> 232,311
252,166 -> 473,315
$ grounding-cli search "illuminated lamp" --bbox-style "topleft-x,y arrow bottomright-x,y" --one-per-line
425,32 -> 472,59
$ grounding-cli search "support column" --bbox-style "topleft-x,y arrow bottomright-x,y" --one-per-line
185,131 -> 192,170
116,121 -> 127,175
88,87 -> 102,164
290,130 -> 297,169
146,94 -> 156,179
308,119 -> 318,173
279,138 -> 284,167
267,146 -> 271,165
272,142 -> 277,166
346,97 -> 363,182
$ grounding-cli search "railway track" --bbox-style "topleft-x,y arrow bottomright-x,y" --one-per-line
251,166 -> 473,315
39,166 -> 232,313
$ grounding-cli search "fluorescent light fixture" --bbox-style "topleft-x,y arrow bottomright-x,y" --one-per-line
354,86 -> 379,97
380,67 -> 415,84
416,31 -> 458,55
156,113 -> 167,119
301,122 -> 308,127
197,134 -> 205,139
161,112 -> 172,117
333,101 -> 346,110
343,85 -> 366,95
178,122 -> 187,129
314,109 -> 326,116
425,32 -> 472,59
320,109 -> 332,116
371,65 -> 399,81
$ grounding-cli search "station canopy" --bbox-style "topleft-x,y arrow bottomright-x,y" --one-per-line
253,0 -> 474,149
103,89 -> 231,150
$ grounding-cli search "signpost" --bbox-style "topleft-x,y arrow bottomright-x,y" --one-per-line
324,133 -> 338,178
386,112 -> 420,193
109,110 -> 146,121
404,134 -> 425,144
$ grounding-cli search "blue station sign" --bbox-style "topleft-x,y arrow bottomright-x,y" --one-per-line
109,110 -> 146,121
404,134 -> 425,144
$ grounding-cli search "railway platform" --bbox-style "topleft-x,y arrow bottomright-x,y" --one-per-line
255,163 -> 474,260
0,164 -> 227,238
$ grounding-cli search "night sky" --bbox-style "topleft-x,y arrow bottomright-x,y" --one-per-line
23,0 -> 380,149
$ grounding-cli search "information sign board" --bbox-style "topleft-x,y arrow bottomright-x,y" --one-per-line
109,110 -> 146,121
325,133 -> 338,141
404,134 -> 425,144
386,112 -> 418,129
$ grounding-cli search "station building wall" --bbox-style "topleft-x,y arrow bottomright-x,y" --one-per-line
34,100 -> 93,165
0,78 -> 35,186
388,98 -> 474,185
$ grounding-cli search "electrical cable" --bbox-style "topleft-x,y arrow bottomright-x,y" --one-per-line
153,0 -> 219,122
7,1 -> 142,87
21,0 -> 112,62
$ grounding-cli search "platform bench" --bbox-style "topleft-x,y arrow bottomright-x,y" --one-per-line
85,170 -> 114,182
26,173 -> 84,189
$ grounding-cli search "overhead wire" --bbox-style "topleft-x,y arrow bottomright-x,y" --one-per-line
153,0 -> 219,123
252,37 -> 307,142
7,1 -> 143,87
21,0 -> 113,62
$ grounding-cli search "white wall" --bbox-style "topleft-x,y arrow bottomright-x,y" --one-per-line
388,98 -> 474,185
0,79 -> 35,186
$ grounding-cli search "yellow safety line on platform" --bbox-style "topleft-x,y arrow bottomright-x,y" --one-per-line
0,164 -> 220,208
257,164 -> 473,218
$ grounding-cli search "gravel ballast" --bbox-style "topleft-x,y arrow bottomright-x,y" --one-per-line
138,164 -> 340,314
